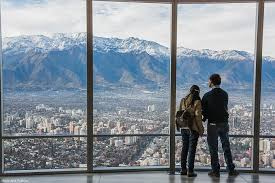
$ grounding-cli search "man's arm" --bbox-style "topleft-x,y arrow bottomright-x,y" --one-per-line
225,91 -> 229,117
224,91 -> 228,111
201,94 -> 208,122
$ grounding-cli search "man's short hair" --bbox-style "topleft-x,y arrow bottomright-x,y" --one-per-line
209,74 -> 221,86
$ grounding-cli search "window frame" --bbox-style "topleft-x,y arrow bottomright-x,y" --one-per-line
0,0 -> 274,175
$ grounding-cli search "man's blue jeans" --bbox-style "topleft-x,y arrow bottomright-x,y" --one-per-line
207,122 -> 235,172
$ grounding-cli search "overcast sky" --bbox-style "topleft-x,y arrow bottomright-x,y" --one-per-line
1,0 -> 275,56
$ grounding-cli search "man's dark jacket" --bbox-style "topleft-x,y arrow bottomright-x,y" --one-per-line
202,87 -> 229,123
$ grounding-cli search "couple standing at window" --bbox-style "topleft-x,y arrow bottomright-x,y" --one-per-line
177,74 -> 239,177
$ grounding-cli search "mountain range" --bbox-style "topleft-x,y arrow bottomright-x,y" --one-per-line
2,33 -> 275,91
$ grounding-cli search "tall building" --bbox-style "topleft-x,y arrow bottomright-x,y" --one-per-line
69,122 -> 75,134
25,112 -> 33,129
147,105 -> 155,112
74,126 -> 80,135
232,117 -> 239,128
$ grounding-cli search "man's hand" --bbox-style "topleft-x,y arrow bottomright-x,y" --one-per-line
176,124 -> 180,132
202,116 -> 207,122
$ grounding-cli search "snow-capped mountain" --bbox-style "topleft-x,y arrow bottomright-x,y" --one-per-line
177,48 -> 257,62
2,33 -> 275,91
3,33 -> 87,53
4,33 -> 274,62
94,37 -> 169,58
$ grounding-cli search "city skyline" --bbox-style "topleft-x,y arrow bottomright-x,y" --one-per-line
3,88 -> 275,170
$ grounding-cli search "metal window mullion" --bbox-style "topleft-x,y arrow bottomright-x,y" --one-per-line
93,0 -> 172,3
252,0 -> 264,173
94,134 -> 170,137
1,133 -> 255,139
87,0 -> 94,174
2,135 -> 88,139
0,0 -> 3,175
169,0 -> 177,175
259,135 -> 275,139
174,134 -> 254,138
92,0 -> 265,3
178,0 -> 259,3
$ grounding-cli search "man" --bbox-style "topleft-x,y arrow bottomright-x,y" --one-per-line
202,74 -> 239,177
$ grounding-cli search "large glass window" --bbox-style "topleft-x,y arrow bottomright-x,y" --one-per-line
260,2 -> 275,170
176,3 -> 256,168
261,3 -> 275,137
2,0 -> 87,137
1,0 -> 87,171
92,1 -> 170,169
1,0 -> 275,174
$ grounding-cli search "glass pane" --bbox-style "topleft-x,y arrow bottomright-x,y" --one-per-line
176,136 -> 252,168
4,138 -> 87,171
261,3 -> 275,136
177,4 -> 256,135
259,138 -> 275,169
93,136 -> 169,168
2,0 -> 87,136
93,1 -> 170,135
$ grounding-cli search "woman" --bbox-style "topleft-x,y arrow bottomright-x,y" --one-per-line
178,85 -> 204,177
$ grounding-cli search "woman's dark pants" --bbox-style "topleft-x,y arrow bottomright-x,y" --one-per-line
181,129 -> 199,172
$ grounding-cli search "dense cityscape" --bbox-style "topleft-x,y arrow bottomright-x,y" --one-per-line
2,88 -> 275,171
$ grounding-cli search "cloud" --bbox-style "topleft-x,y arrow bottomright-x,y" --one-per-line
4,0 -> 48,6
1,1 -> 275,57
93,2 -> 171,47
177,4 -> 257,53
263,3 -> 275,57
1,0 -> 86,37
